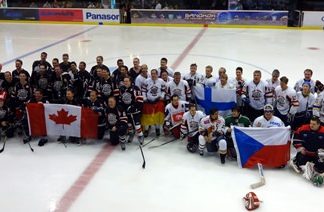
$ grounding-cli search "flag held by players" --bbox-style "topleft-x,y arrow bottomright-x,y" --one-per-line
26,103 -> 98,138
232,126 -> 291,168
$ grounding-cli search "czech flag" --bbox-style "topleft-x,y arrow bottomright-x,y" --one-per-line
232,126 -> 291,168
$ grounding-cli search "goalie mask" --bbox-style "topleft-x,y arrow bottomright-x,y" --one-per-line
243,192 -> 261,211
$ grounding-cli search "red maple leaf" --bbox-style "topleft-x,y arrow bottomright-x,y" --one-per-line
49,108 -> 77,129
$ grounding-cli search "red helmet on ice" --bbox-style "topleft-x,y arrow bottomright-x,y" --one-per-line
243,192 -> 261,211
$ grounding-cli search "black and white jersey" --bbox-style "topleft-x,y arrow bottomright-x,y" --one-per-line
83,98 -> 106,126
119,85 -> 144,111
106,106 -> 128,129
93,78 -> 114,102
12,82 -> 32,103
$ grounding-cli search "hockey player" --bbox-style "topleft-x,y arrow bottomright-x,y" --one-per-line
313,89 -> 324,125
51,66 -> 66,103
129,57 -> 141,81
274,76 -> 299,126
242,70 -> 271,122
294,69 -> 315,94
82,90 -> 106,139
30,64 -> 53,100
106,96 -> 128,150
59,53 -> 71,73
253,104 -> 284,128
198,108 -> 228,164
200,65 -> 217,87
266,69 -> 280,106
0,92 -> 14,138
293,83 -> 315,130
112,65 -> 129,97
166,72 -> 191,102
164,94 -> 188,139
233,67 -> 246,108
29,89 -> 49,146
141,69 -> 166,137
157,57 -> 173,77
90,56 -> 110,79
291,117 -> 324,180
160,70 -> 173,84
119,77 -> 144,144
215,73 -> 235,89
92,68 -> 114,102
225,107 -> 251,159
183,63 -> 203,89
12,59 -> 30,84
78,61 -> 92,99
135,64 -> 149,90
32,52 -> 52,73
181,103 -> 205,153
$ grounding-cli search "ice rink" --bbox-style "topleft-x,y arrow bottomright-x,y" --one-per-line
0,23 -> 324,212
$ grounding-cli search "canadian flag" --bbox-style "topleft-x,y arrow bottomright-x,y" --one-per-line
26,103 -> 98,138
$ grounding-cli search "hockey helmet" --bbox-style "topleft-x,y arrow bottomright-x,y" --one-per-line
243,192 -> 261,211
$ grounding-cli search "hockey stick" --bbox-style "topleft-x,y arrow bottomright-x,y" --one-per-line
0,136 -> 7,153
27,141 -> 34,152
130,113 -> 146,169
138,144 -> 146,169
250,163 -> 265,189
148,137 -> 178,149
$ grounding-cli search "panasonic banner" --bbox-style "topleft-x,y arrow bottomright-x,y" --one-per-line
83,9 -> 120,23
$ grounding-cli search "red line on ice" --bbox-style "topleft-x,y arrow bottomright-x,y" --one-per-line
171,26 -> 207,70
54,144 -> 116,212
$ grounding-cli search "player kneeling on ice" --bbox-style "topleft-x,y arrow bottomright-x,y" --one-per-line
180,103 -> 205,153
164,94 -> 188,138
290,116 -> 324,186
106,96 -> 128,150
253,104 -> 284,128
198,108 -> 228,164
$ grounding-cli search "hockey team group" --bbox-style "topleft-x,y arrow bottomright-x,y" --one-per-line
0,52 -> 324,186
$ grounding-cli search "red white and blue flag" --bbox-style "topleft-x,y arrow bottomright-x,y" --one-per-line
26,103 -> 98,139
231,126 -> 291,168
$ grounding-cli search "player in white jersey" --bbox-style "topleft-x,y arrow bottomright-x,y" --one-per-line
200,65 -> 217,87
183,63 -> 203,88
313,90 -> 324,125
253,104 -> 284,128
232,67 -> 246,108
160,69 -> 173,84
294,69 -> 315,93
198,108 -> 228,164
242,70 -> 271,122
180,104 -> 206,153
166,72 -> 191,102
134,64 -> 149,90
215,73 -> 235,89
164,95 -> 188,138
266,69 -> 280,106
141,69 -> 167,137
157,57 -> 173,77
293,82 -> 315,130
274,76 -> 299,126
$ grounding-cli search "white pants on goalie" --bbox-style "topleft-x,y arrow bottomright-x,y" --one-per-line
198,135 -> 227,154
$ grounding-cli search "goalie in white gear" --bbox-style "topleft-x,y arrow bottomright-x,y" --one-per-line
180,104 -> 205,153
198,108 -> 228,164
